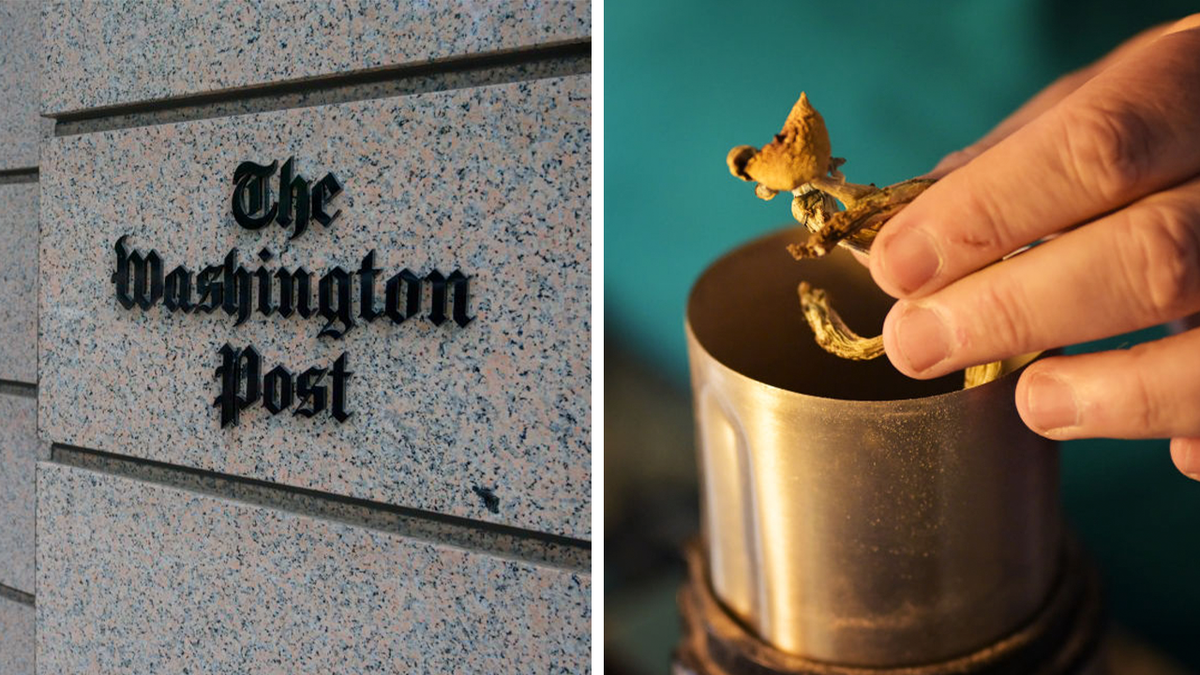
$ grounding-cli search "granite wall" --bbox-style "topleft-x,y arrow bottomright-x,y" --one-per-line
0,2 -> 44,673
1,2 -> 591,672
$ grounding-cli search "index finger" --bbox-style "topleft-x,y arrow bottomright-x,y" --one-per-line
869,24 -> 1200,299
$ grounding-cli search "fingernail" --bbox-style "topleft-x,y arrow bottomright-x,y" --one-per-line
881,228 -> 943,294
1170,439 -> 1200,480
892,304 -> 952,373
1024,374 -> 1080,433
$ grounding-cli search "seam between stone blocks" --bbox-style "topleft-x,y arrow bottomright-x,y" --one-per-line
49,444 -> 590,572
0,168 -> 39,185
50,40 -> 592,136
0,583 -> 34,606
0,380 -> 37,398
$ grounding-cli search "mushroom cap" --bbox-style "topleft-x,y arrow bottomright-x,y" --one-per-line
728,93 -> 832,192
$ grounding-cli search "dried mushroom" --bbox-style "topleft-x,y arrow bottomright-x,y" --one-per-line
729,93 -> 1001,389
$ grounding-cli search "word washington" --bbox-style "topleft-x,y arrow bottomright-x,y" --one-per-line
112,235 -> 473,339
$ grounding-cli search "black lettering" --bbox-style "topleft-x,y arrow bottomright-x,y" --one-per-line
447,270 -> 473,327
384,268 -> 422,324
232,160 -> 278,229
163,265 -> 195,313
294,366 -> 327,418
112,235 -> 136,310
357,250 -> 380,323
196,264 -> 224,314
426,270 -> 447,326
135,250 -> 163,311
277,156 -> 310,240
275,266 -> 314,319
311,173 -> 342,228
317,266 -> 354,338
213,344 -> 261,428
111,237 -> 163,311
262,365 -> 294,415
255,259 -> 274,317
330,352 -> 352,422
221,249 -> 253,327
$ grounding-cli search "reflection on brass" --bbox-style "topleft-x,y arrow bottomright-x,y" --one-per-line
673,540 -> 1106,674
726,94 -> 1002,388
686,231 -> 1066,666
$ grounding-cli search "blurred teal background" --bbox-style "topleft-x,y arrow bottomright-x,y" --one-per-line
605,1 -> 1200,673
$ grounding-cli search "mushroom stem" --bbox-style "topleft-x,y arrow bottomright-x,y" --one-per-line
797,282 -> 885,360
809,175 -> 878,209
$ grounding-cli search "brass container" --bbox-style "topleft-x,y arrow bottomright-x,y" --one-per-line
686,228 -> 1063,667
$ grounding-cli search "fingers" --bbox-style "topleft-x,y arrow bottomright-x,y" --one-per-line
870,26 -> 1200,299
928,70 -> 1092,178
881,177 -> 1200,378
1014,329 -> 1200,441
928,15 -> 1198,178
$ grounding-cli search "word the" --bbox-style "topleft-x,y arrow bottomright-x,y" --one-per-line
233,158 -> 343,240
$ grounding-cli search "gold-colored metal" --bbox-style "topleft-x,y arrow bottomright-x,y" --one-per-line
686,228 -> 1064,667
674,540 -> 1106,675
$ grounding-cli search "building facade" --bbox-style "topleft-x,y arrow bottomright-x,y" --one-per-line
1,2 -> 591,672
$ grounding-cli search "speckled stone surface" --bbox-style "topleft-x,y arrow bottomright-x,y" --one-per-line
0,393 -> 39,594
38,463 -> 590,674
40,76 -> 590,538
0,0 -> 45,170
0,184 -> 38,384
42,0 -> 590,115
0,596 -> 34,675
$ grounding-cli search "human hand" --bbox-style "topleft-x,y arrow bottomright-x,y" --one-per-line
867,15 -> 1200,479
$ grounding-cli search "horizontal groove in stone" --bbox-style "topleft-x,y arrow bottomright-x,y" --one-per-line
0,584 -> 33,606
54,41 -> 590,136
0,169 -> 38,185
50,444 -> 590,571
0,381 -> 36,398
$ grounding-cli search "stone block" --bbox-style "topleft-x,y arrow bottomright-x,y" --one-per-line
0,0 -> 43,170
37,463 -> 590,674
0,183 -> 38,384
40,76 -> 590,537
0,595 -> 33,675
42,0 -> 590,115
0,392 -> 38,593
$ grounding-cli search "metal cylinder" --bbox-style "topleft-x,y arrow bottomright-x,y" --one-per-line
686,228 -> 1064,667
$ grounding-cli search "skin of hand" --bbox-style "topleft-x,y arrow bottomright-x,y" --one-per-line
866,14 -> 1200,480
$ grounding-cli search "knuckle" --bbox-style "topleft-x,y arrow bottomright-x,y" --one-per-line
1127,202 -> 1200,318
947,174 -> 1014,253
1060,103 -> 1154,202
1126,345 -> 1169,431
974,281 -> 1034,352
